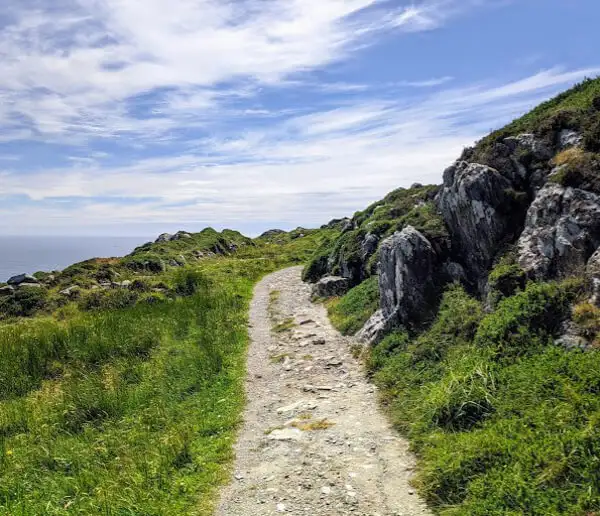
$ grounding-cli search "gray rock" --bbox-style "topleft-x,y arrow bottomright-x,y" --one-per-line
312,276 -> 350,298
587,248 -> 600,306
59,285 -> 81,297
171,231 -> 193,240
18,283 -> 42,289
7,273 -> 39,286
0,285 -> 15,296
379,226 -> 438,329
445,261 -> 466,282
112,280 -> 133,288
155,233 -> 173,243
504,133 -> 553,162
437,161 -> 518,292
518,184 -> 600,280
559,129 -> 583,149
411,182 -> 423,189
360,233 -> 379,261
356,310 -> 389,345
341,219 -> 355,233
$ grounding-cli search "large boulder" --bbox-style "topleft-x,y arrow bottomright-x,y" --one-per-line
312,276 -> 350,299
7,274 -> 39,286
171,231 -> 193,241
358,226 -> 439,345
518,184 -> 600,280
437,161 -> 523,292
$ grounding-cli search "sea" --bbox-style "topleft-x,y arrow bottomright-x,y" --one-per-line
0,236 -> 150,282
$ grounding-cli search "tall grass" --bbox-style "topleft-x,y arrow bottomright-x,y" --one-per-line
0,256 -> 287,515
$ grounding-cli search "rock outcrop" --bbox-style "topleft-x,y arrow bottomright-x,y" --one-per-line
518,184 -> 600,279
437,161 -> 523,292
312,276 -> 350,299
7,274 -> 39,286
359,226 -> 439,344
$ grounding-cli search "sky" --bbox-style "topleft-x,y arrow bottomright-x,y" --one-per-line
0,0 -> 598,236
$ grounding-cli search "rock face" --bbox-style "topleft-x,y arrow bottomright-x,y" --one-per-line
311,276 -> 350,299
587,249 -> 600,306
7,274 -> 39,286
357,227 -> 439,344
518,184 -> 600,279
437,161 -> 522,291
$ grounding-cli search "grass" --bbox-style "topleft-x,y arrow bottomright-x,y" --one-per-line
327,276 -> 380,335
272,318 -> 296,333
365,279 -> 600,515
0,229 -> 325,515
290,419 -> 335,432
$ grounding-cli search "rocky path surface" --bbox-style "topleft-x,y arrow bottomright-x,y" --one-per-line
216,267 -> 430,516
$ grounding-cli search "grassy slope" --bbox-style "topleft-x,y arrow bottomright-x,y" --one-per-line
323,78 -> 600,515
0,230 -> 329,515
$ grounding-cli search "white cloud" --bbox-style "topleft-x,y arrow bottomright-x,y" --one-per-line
1,67 -> 597,235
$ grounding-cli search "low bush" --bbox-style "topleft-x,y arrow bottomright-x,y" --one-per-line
327,276 -> 380,335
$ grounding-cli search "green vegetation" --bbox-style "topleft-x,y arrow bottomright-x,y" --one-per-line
327,276 -> 380,335
303,184 -> 445,285
0,227 -> 327,514
366,279 -> 600,515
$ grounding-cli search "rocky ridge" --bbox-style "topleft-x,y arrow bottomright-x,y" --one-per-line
305,79 -> 600,346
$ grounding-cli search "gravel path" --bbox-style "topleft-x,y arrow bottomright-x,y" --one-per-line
216,267 -> 430,516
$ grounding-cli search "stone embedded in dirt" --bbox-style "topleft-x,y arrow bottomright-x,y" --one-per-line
299,319 -> 315,325
267,428 -> 303,441
312,338 -> 326,345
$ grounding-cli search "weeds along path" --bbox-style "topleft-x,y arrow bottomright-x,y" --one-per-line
217,266 -> 430,516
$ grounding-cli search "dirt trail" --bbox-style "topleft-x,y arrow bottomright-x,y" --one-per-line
216,267 -> 430,516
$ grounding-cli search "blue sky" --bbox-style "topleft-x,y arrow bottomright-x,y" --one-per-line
0,0 -> 598,236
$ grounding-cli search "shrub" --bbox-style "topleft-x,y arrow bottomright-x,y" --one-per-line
572,302 -> 600,339
487,262 -> 527,307
475,282 -> 574,359
80,289 -> 139,312
173,269 -> 209,297
327,276 -> 380,335
0,287 -> 49,318
412,284 -> 483,363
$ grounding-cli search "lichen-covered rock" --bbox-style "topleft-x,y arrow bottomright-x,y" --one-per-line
356,309 -> 389,344
586,248 -> 600,306
518,184 -> 600,280
155,233 -> 172,243
360,233 -> 379,261
437,161 -> 522,292
378,226 -> 438,329
311,276 -> 350,298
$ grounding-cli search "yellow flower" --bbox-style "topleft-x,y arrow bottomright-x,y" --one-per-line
5,450 -> 13,456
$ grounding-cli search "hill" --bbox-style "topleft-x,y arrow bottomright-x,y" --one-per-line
305,77 -> 600,514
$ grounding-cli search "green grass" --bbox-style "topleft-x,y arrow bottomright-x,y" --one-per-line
0,231 -> 324,515
327,276 -> 380,335
367,280 -> 600,515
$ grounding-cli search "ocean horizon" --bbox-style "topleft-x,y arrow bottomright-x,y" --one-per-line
0,235 -> 150,282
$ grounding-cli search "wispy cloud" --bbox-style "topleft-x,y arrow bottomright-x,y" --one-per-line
0,67 -> 596,234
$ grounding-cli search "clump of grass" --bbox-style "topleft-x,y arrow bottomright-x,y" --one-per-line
272,318 -> 296,333
291,419 -> 335,431
573,302 -> 600,339
269,353 -> 292,364
327,276 -> 380,335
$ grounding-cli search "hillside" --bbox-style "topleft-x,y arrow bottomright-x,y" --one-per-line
305,77 -> 600,514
